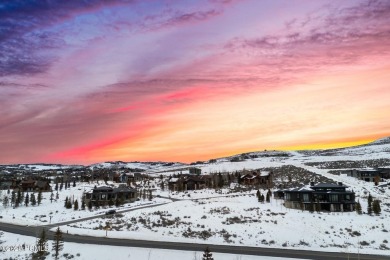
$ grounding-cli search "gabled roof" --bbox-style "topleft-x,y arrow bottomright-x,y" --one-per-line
93,186 -> 113,191
113,186 -> 137,193
186,176 -> 204,182
311,183 -> 348,188
286,187 -> 312,193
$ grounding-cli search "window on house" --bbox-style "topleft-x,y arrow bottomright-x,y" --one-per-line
303,194 -> 310,202
329,194 -> 338,202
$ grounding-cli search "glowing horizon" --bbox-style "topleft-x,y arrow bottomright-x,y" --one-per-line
1,0 -> 389,165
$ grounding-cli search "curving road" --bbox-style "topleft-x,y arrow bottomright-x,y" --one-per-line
0,222 -> 388,260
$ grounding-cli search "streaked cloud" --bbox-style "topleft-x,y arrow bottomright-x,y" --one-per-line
0,0 -> 389,164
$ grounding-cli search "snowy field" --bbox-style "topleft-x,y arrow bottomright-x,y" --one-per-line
63,192 -> 390,256
0,182 -> 171,226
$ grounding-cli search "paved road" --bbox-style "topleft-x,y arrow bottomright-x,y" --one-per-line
0,222 -> 388,260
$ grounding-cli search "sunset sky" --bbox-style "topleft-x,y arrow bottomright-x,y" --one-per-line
1,0 -> 389,165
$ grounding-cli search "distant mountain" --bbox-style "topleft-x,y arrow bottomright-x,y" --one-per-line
1,136 -> 389,169
368,136 -> 390,145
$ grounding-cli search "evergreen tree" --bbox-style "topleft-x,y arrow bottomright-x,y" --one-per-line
256,190 -> 260,200
108,199 -> 114,207
149,190 -> 153,201
218,173 -> 224,188
202,246 -> 214,260
60,182 -> 63,191
267,189 -> 272,197
3,195 -> 9,208
237,173 -> 242,184
81,199 -> 86,210
66,199 -> 72,209
266,192 -> 270,203
30,193 -> 36,206
355,200 -> 362,215
74,199 -> 79,210
36,229 -> 48,257
50,192 -> 54,203
73,180 -> 76,187
115,198 -> 120,207
37,190 -> 42,205
56,191 -> 59,200
21,191 -> 25,204
55,182 -> 58,191
52,227 -> 64,260
64,196 -> 68,208
373,200 -> 381,215
24,193 -> 29,207
260,194 -> 265,203
11,191 -> 16,207
88,200 -> 93,211
16,190 -> 22,206
367,193 -> 373,215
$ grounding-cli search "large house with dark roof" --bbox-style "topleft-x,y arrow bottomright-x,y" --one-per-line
240,170 -> 273,188
281,182 -> 355,212
11,178 -> 51,192
168,175 -> 206,191
85,185 -> 138,206
345,167 -> 390,182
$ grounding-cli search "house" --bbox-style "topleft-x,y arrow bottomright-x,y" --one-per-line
124,172 -> 147,184
377,167 -> 390,179
20,179 -> 36,191
343,167 -> 390,182
185,176 -> 205,190
12,179 -> 51,192
240,170 -> 273,188
273,189 -> 285,199
283,182 -> 355,212
189,167 -> 202,175
168,175 -> 206,191
113,173 -> 121,183
34,180 -> 51,192
85,185 -> 138,206
349,169 -> 380,182
168,177 -> 182,191
200,175 -> 214,188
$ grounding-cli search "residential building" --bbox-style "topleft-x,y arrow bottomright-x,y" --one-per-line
283,182 -> 355,212
85,185 -> 138,206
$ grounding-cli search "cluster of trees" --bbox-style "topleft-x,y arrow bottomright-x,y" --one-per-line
64,196 -> 83,211
256,189 -> 271,203
54,179 -> 76,192
367,193 -> 381,215
355,194 -> 381,215
139,189 -> 153,201
1,189 -> 45,208
34,227 -> 64,260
